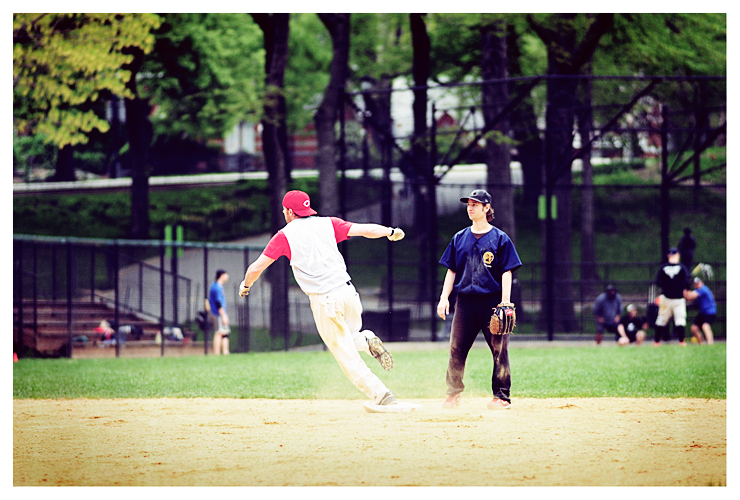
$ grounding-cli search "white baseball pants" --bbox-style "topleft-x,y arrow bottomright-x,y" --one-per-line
655,295 -> 687,327
308,283 -> 389,402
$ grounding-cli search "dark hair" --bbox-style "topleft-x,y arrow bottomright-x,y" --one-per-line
486,205 -> 494,222
215,269 -> 227,281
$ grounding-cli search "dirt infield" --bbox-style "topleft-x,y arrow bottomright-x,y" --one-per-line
13,397 -> 725,486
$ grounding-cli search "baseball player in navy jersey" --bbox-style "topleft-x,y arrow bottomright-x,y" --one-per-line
437,189 -> 522,410
239,190 -> 405,407
654,247 -> 692,346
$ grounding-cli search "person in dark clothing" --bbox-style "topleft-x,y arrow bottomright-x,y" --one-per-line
593,283 -> 622,345
437,189 -> 523,410
677,227 -> 696,271
617,304 -> 647,346
654,248 -> 692,346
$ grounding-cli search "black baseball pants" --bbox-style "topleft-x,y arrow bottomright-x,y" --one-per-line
445,292 -> 511,402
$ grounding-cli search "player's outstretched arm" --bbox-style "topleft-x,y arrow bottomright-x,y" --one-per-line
240,253 -> 275,297
348,223 -> 404,241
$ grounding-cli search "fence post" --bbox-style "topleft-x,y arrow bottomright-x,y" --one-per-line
203,246 -> 209,355
243,248 -> 250,353
32,243 -> 38,338
66,240 -> 73,358
90,246 -> 96,302
114,241 -> 120,358
138,261 -> 144,313
160,242 -> 166,357
544,117 -> 555,341
429,101 -> 439,341
51,244 -> 57,301
660,105 -> 671,260
172,240 -> 179,329
338,87 -> 349,267
382,131 -> 394,331
15,239 -> 24,357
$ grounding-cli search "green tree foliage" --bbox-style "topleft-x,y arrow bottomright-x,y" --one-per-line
427,14 -> 547,81
13,13 -> 161,148
285,14 -> 332,131
594,14 -> 726,124
350,13 -> 411,83
427,13 -> 484,81
140,13 -> 265,141
599,13 -> 726,77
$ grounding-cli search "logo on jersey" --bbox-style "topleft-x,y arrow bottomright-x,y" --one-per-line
483,251 -> 495,268
663,265 -> 682,279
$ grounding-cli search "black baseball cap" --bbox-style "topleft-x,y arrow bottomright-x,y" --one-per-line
668,247 -> 679,255
460,189 -> 491,205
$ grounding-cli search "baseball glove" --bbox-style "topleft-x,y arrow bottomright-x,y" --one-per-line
489,302 -> 516,335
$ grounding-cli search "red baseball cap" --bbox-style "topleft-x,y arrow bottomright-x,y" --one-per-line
282,190 -> 317,217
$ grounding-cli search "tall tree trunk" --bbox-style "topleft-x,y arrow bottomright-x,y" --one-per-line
506,25 -> 542,206
528,13 -> 613,334
543,69 -> 578,332
314,14 -> 351,216
481,18 -> 516,243
252,13 -> 291,345
410,13 -> 431,300
123,46 -> 152,240
51,145 -> 75,182
577,58 -> 599,298
410,13 -> 430,174
361,76 -> 394,169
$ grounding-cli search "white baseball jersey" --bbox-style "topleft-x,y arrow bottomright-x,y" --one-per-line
265,216 -> 352,295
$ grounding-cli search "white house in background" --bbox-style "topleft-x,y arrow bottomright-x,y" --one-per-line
224,121 -> 256,156
389,76 -> 486,140
222,76 -> 510,172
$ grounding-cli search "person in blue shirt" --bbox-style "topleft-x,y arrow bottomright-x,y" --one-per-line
685,277 -> 717,345
437,189 -> 522,410
208,269 -> 231,355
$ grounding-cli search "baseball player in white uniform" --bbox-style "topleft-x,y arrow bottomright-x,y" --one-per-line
239,190 -> 405,407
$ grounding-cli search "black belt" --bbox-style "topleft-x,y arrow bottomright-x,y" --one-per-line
346,280 -> 352,286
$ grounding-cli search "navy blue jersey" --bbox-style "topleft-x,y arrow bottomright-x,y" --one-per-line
439,226 -> 522,295
655,262 -> 691,299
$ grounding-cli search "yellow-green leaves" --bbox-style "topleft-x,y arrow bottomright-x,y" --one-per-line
13,13 -> 161,147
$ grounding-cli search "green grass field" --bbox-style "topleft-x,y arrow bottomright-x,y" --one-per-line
13,343 -> 726,400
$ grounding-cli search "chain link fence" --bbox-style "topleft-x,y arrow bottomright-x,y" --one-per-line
13,75 -> 726,357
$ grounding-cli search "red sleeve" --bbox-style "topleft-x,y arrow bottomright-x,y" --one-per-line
331,217 -> 352,243
263,231 -> 291,261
